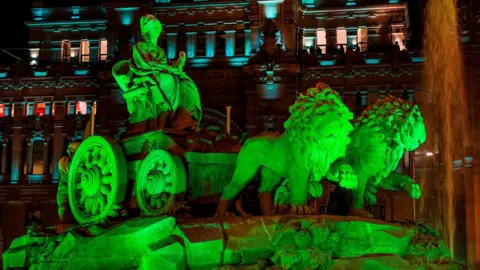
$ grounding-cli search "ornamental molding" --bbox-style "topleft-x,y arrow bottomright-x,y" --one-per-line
302,68 -> 415,80
0,79 -> 99,91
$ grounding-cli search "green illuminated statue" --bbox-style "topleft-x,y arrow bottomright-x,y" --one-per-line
216,83 -> 358,216
112,14 -> 202,126
346,95 -> 426,217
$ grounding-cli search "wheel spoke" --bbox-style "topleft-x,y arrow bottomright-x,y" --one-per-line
97,195 -> 106,213
161,163 -> 171,175
85,198 -> 93,214
101,184 -> 111,195
91,200 -> 99,215
79,193 -> 86,204
102,175 -> 113,185
101,163 -> 113,175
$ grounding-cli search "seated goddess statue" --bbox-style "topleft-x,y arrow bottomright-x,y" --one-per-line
113,14 -> 202,130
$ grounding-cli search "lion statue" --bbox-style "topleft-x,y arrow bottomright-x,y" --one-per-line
345,95 -> 427,217
57,142 -> 81,222
215,83 -> 358,216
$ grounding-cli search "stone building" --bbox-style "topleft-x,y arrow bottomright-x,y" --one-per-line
0,0 -> 479,265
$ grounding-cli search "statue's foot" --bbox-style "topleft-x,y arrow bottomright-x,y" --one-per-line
348,208 -> 374,219
214,199 -> 235,218
405,182 -> 422,200
290,205 -> 314,215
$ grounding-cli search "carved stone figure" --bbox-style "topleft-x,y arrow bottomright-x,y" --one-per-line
112,14 -> 202,128
216,83 -> 358,216
57,142 -> 80,221
345,95 -> 426,217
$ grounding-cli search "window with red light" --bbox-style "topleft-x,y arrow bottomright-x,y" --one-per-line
35,103 -> 46,116
76,101 -> 87,115
0,104 -> 4,117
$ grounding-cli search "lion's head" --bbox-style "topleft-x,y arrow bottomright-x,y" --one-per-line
284,83 -> 354,173
354,95 -> 427,151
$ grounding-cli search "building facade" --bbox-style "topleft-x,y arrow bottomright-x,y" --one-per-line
0,0 -> 479,265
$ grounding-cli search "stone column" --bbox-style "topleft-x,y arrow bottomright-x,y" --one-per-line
326,29 -> 337,48
225,30 -> 236,57
406,89 -> 415,103
10,102 -> 25,184
186,32 -> 197,59
89,40 -> 99,63
42,139 -> 50,181
26,140 -> 34,175
244,30 -> 251,56
360,91 -> 368,106
250,26 -> 260,53
346,27 -> 358,49
51,101 -> 66,183
166,33 -> 177,60
27,102 -> 34,116
68,101 -> 76,115
3,103 -> 11,117
86,100 -> 93,114
1,139 -> 8,178
205,31 -> 216,58
44,102 -> 51,116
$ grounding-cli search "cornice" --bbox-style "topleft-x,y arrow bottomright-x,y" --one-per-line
303,67 -> 416,80
0,78 -> 99,91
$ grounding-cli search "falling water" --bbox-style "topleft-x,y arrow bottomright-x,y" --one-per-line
423,0 -> 468,258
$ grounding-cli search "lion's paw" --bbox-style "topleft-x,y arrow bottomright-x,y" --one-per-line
214,212 -> 237,218
405,182 -> 422,199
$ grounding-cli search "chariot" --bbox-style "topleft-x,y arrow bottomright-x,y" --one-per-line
67,130 -> 239,224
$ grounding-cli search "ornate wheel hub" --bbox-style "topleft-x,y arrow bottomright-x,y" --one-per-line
68,136 -> 127,224
136,150 -> 185,216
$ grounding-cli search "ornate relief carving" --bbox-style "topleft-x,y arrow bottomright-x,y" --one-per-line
303,68 -> 415,80
0,79 -> 99,91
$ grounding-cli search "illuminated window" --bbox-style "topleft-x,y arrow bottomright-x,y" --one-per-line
32,141 -> 44,175
336,28 -> 347,49
76,101 -> 87,115
99,39 -> 108,61
303,37 -> 315,50
316,29 -> 327,53
61,40 -> 71,62
392,32 -> 405,50
357,28 -> 368,52
0,104 -> 4,117
35,103 -> 45,116
71,47 -> 80,63
80,39 -> 90,63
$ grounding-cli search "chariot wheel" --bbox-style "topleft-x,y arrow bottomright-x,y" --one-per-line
67,136 -> 127,224
136,150 -> 186,216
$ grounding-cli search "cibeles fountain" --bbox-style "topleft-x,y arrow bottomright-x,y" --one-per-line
2,15 -> 463,270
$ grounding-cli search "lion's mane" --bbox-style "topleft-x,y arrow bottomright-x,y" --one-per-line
284,83 -> 354,176
353,95 -> 423,140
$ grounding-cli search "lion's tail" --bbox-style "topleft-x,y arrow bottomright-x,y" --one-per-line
221,138 -> 272,200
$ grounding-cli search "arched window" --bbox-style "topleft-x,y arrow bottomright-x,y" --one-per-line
32,140 -> 44,175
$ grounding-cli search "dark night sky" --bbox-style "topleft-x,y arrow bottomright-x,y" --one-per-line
0,1 -> 32,49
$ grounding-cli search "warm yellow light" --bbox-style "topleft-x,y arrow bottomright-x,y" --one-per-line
426,152 -> 433,156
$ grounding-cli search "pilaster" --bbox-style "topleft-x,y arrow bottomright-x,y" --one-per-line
10,102 -> 25,184
186,32 -> 197,59
244,30 -> 251,56
205,31 -> 216,58
167,33 -> 177,60
225,30 -> 236,57
51,101 -> 66,183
